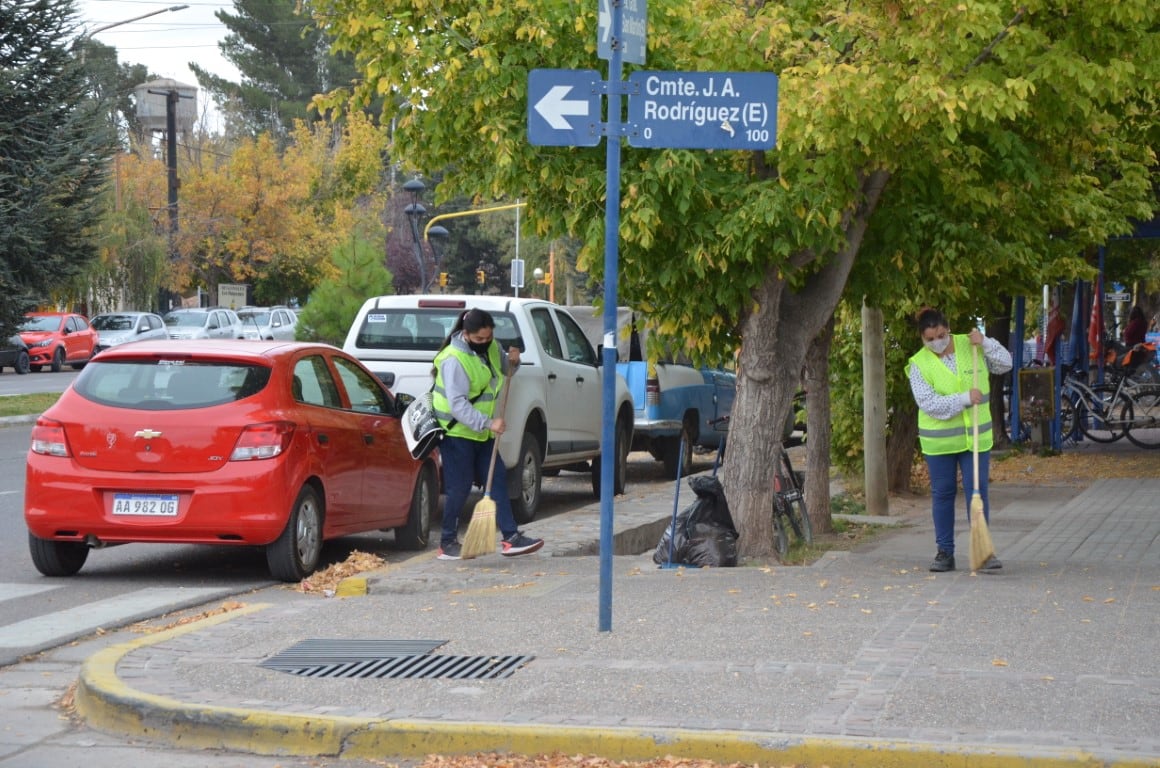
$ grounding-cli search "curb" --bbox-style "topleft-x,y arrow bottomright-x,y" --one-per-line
73,600 -> 1155,767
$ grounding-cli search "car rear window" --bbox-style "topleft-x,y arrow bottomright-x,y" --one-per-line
74,360 -> 272,409
353,309 -> 524,352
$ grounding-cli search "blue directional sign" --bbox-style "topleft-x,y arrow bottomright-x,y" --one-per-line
627,71 -> 778,150
527,69 -> 602,147
597,0 -> 647,65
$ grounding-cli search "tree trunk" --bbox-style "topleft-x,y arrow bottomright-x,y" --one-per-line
724,169 -> 891,559
886,399 -> 919,493
803,314 -> 835,535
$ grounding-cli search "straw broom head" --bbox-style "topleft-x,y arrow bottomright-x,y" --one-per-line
460,364 -> 516,560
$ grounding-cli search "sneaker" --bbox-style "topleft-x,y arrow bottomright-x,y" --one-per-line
437,541 -> 461,560
501,531 -> 544,557
979,554 -> 1003,573
929,550 -> 955,572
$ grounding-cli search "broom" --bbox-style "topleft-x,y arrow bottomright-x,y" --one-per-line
968,344 -> 996,572
460,364 -> 515,560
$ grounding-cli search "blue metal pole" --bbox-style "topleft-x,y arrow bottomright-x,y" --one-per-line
598,0 -> 624,633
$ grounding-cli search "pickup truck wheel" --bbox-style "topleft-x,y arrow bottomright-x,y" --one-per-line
509,432 -> 542,525
662,423 -> 695,478
591,420 -> 629,498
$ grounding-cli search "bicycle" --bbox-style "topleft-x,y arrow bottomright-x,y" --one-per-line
705,415 -> 813,558
772,440 -> 813,558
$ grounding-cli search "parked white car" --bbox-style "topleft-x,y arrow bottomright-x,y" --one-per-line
237,306 -> 298,340
163,308 -> 243,340
344,295 -> 635,523
91,312 -> 169,354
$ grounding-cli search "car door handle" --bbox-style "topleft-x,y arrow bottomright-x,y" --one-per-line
317,434 -> 329,445
363,434 -> 374,445
575,376 -> 585,384
548,373 -> 557,382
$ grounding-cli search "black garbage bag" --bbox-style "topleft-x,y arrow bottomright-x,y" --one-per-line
653,475 -> 739,567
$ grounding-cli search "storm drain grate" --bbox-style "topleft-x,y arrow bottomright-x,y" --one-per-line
260,639 -> 447,671
286,654 -> 535,680
259,639 -> 533,679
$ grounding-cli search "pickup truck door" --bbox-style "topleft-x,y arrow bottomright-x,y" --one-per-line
530,306 -> 602,459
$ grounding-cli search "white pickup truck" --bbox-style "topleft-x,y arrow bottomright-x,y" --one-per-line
343,295 -> 635,523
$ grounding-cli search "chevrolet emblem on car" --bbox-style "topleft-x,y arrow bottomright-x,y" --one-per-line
134,429 -> 163,439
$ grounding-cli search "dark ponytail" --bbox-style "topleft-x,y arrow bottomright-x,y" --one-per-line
916,307 -> 948,335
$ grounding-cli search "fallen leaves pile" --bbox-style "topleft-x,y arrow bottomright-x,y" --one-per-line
909,446 -> 1160,492
294,550 -> 386,595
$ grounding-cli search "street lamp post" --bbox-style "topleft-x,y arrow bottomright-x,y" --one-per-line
402,178 -> 450,293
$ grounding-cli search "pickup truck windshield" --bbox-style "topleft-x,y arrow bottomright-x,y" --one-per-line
354,309 -> 524,353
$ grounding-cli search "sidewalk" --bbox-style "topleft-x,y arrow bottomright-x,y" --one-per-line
72,465 -> 1160,768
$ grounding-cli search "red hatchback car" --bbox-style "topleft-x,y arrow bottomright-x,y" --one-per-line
24,340 -> 439,581
19,311 -> 98,372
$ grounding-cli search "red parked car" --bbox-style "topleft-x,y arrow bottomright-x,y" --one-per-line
24,340 -> 439,581
18,312 -> 97,372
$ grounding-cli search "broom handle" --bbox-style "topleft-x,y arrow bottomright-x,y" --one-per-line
972,344 -> 980,486
483,362 -> 516,498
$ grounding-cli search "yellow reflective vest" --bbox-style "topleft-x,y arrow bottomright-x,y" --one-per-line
907,334 -> 992,455
432,340 -> 502,441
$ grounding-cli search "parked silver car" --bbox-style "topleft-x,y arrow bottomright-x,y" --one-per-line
91,312 -> 169,354
237,306 -> 298,340
163,307 -> 243,340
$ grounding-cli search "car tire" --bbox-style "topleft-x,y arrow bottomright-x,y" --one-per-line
28,533 -> 88,576
394,461 -> 436,550
266,485 -> 323,582
662,419 -> 695,478
508,431 -> 542,525
50,347 -> 64,373
14,350 -> 30,375
591,418 -> 629,498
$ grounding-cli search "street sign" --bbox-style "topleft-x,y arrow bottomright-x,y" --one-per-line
626,71 -> 778,150
511,258 -> 525,288
1105,292 -> 1131,302
597,0 -> 646,65
527,69 -> 602,147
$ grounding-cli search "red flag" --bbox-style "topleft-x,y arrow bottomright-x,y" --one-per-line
1089,277 -> 1103,363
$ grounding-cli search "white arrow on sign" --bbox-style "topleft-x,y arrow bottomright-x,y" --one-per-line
599,0 -> 611,42
534,85 -> 590,130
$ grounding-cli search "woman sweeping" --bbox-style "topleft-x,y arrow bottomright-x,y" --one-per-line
432,308 -> 543,560
906,308 -> 1012,572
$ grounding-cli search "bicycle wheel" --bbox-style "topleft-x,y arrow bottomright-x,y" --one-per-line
772,497 -> 791,559
1058,393 -> 1080,444
1077,385 -> 1130,443
782,489 -> 813,546
1124,386 -> 1160,448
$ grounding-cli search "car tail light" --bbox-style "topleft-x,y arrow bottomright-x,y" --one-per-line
30,419 -> 70,457
645,377 -> 661,406
230,422 -> 295,461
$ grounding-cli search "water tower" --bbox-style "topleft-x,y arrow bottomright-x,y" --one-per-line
133,78 -> 197,136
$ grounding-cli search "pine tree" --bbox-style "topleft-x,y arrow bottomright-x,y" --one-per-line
0,0 -> 118,335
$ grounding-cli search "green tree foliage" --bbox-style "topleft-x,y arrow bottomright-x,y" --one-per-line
0,0 -> 119,334
74,38 -> 153,146
296,209 -> 392,345
314,0 -> 1158,557
192,0 -> 361,140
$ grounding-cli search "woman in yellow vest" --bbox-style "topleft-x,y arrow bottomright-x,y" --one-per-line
432,308 -> 543,560
906,308 -> 1012,572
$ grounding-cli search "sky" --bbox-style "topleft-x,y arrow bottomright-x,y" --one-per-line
77,0 -> 241,128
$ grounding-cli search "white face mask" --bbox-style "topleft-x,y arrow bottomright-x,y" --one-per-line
924,336 -> 951,355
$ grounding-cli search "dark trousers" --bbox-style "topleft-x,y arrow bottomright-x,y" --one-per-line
439,434 -> 518,546
924,449 -> 991,556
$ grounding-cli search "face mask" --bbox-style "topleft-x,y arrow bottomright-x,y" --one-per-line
468,340 -> 491,356
924,336 -> 951,355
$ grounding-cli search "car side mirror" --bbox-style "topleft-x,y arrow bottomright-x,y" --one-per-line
394,391 -> 415,416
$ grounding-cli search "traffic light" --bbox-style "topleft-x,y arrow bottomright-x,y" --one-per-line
438,272 -> 448,287
476,269 -> 486,285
